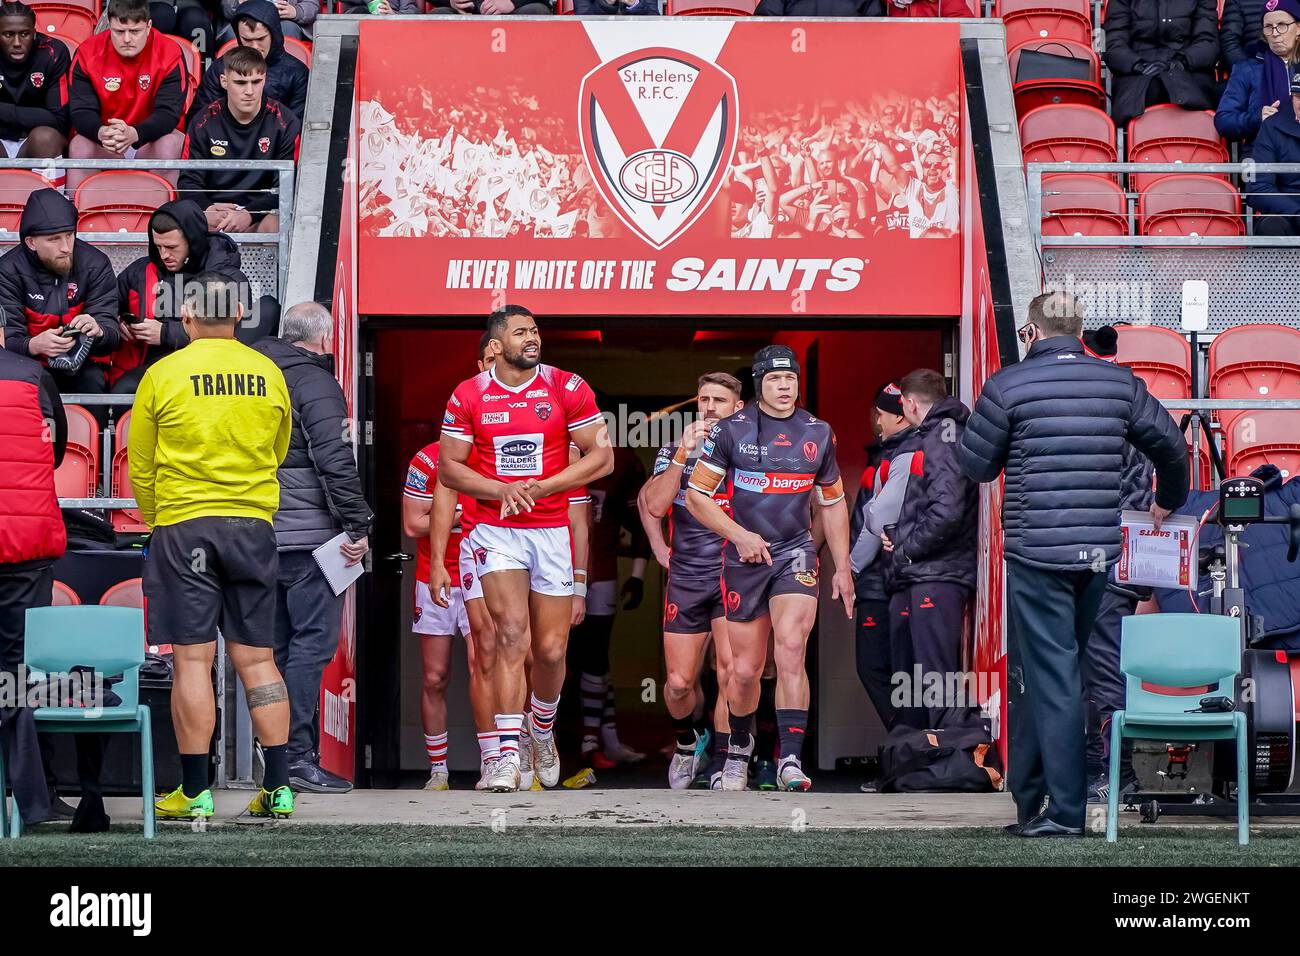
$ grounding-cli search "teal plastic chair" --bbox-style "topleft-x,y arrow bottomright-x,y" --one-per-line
18,606 -> 155,839
1106,613 -> 1247,845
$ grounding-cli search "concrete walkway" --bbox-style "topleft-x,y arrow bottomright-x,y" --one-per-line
105,789 -> 1020,829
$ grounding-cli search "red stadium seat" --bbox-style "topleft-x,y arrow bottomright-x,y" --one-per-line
74,170 -> 176,233
55,447 -> 94,499
51,580 -> 81,606
1039,172 -> 1128,237
1001,1 -> 1093,49
1163,406 -> 1217,487
1208,324 -> 1300,401
284,36 -> 312,67
1115,324 -> 1192,399
50,33 -> 77,58
33,0 -> 100,13
216,38 -> 235,58
1020,103 -> 1117,166
666,0 -> 759,12
111,411 -> 149,534
101,578 -> 144,608
0,169 -> 53,234
1137,175 -> 1243,237
1126,106 -> 1229,191
556,0 -> 575,10
1008,39 -> 1104,116
65,401 -> 100,474
31,3 -> 96,45
1222,410 -> 1300,479
162,33 -> 201,117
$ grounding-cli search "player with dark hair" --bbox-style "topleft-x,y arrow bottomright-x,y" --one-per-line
0,1 -> 70,162
437,305 -> 613,792
642,371 -> 745,788
686,346 -> 853,791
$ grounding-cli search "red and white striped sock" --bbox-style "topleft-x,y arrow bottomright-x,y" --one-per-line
477,731 -> 500,764
425,732 -> 448,773
496,714 -> 524,759
528,693 -> 559,740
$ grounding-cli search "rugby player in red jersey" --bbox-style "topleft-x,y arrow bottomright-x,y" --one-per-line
437,306 -> 613,793
642,372 -> 744,789
685,346 -> 853,792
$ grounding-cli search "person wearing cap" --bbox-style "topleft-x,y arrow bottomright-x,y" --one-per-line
848,382 -> 913,733
1246,60 -> 1300,235
685,344 -> 853,792
876,369 -> 978,730
959,292 -> 1189,838
0,188 -> 121,401
1079,325 -> 1156,803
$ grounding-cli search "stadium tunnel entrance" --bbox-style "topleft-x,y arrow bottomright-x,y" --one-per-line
360,317 -> 953,787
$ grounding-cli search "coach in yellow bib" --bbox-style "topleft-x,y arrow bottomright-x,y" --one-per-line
128,271 -> 298,822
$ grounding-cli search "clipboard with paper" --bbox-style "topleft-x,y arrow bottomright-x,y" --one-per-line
1115,510 -> 1200,591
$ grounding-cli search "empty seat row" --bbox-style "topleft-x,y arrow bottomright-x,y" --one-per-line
54,407 -> 147,533
0,169 -> 176,233
1041,173 -> 1243,238
52,577 -> 170,654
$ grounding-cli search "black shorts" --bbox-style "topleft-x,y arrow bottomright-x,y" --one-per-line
143,516 -> 279,647
663,569 -> 725,635
722,550 -> 819,623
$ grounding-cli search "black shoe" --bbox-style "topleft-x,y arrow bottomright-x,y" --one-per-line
47,795 -> 76,819
288,760 -> 353,794
1086,771 -> 1141,805
1017,813 -> 1083,838
1002,822 -> 1024,836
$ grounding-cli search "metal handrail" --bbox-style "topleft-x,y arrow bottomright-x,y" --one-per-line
0,158 -> 296,294
1159,399 -> 1300,410
1026,161 -> 1300,249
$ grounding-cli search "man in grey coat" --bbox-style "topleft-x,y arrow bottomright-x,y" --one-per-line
254,302 -> 372,793
959,292 -> 1188,838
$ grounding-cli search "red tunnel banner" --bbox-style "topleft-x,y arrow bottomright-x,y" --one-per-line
356,19 -> 962,317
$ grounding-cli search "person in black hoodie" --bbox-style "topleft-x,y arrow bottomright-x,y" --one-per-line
188,0 -> 307,124
0,188 -> 121,398
254,302 -> 372,793
847,382 -> 912,734
180,47 -> 300,234
109,198 -> 259,392
0,1 -> 70,158
881,368 -> 977,729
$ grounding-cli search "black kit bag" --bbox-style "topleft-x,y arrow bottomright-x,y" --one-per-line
877,710 -> 1005,793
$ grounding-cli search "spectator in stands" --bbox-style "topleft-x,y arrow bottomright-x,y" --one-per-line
191,0 -> 307,124
348,0 -> 422,14
1103,0 -> 1220,128
757,0 -> 882,14
0,1 -> 70,160
253,302 -> 372,794
1216,0 -> 1300,155
1246,68 -> 1300,234
67,0 -> 188,193
110,198 -> 256,391
1221,0 -> 1267,66
0,189 -> 121,400
0,337 -> 66,828
223,0 -> 315,41
428,0 -> 546,14
179,47 -> 299,235
884,0 -> 972,16
149,1 -> 215,68
574,0 -> 659,12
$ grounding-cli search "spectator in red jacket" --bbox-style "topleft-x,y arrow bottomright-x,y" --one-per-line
0,1 -> 70,160
179,47 -> 299,234
66,0 -> 187,192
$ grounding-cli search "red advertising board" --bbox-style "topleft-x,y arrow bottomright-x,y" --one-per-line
320,88 -> 360,782
356,19 -> 962,317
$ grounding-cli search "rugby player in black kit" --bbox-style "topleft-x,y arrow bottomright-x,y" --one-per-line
685,346 -> 853,791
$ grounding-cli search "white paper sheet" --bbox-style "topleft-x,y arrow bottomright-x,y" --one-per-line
1115,510 -> 1200,591
313,532 -> 365,597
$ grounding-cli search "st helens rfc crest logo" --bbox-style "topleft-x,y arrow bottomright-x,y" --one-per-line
578,47 -> 738,250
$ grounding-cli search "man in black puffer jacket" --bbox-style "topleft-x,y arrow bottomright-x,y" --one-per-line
254,302 -> 373,794
959,292 -> 1188,838
883,368 -> 977,728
